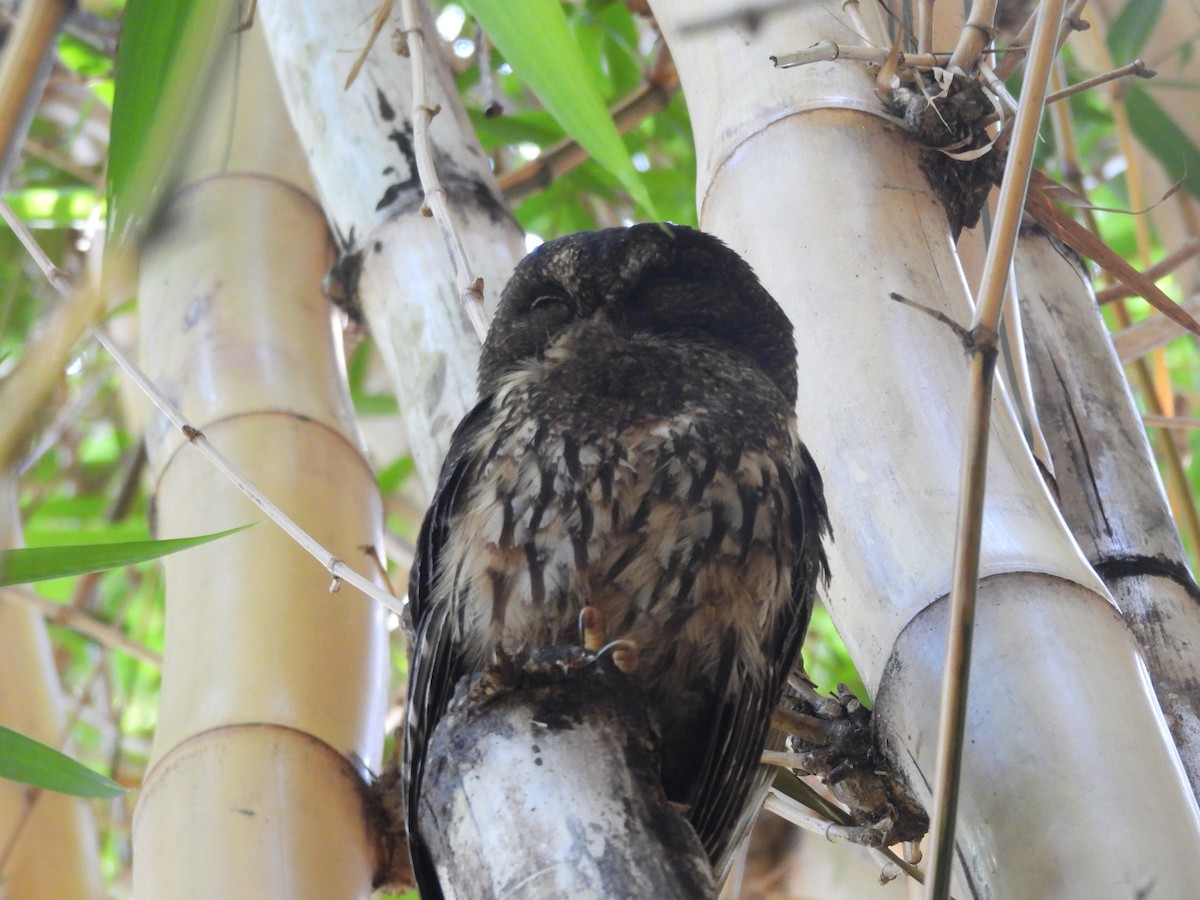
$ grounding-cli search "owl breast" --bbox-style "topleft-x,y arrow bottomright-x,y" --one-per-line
434,322 -> 802,800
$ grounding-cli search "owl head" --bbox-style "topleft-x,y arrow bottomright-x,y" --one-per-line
478,224 -> 797,405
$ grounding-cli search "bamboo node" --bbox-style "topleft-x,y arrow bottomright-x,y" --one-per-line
181,425 -> 203,442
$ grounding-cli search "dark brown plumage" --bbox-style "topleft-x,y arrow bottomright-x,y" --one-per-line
403,223 -> 829,894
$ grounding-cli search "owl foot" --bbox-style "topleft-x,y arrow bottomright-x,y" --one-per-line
579,605 -> 606,651
768,680 -> 929,848
596,639 -> 640,675
578,606 -> 640,674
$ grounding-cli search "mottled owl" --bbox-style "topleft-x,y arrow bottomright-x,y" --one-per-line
403,223 -> 830,894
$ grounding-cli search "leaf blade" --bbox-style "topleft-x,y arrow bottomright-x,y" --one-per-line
0,725 -> 124,798
461,0 -> 657,217
0,524 -> 254,587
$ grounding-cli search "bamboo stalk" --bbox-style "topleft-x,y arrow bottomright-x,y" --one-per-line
946,0 -> 998,74
0,482 -> 104,898
0,0 -> 70,182
0,200 -> 404,620
258,0 -> 527,496
924,3 -> 1068,896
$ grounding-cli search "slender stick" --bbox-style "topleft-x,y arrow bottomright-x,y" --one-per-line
1044,59 -> 1154,105
772,41 -> 952,70
762,790 -> 922,883
924,1 -> 1068,897
397,0 -> 489,343
1095,236 -> 1200,305
0,200 -> 406,620
0,0 -> 71,184
5,586 -> 162,667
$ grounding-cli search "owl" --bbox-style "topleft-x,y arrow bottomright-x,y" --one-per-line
403,223 -> 830,893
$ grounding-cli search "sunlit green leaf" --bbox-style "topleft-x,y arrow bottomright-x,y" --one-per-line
460,0 -> 656,217
1106,0 -> 1163,65
58,33 -> 114,79
377,456 -> 415,495
108,0 -> 243,249
0,725 -> 124,798
1124,84 -> 1200,200
0,524 -> 254,587
3,187 -> 101,227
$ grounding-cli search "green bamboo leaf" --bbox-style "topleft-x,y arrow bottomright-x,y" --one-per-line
2,187 -> 101,228
1124,84 -> 1200,200
0,725 -> 124,798
461,0 -> 657,217
107,0 -> 242,249
0,524 -> 254,587
1106,0 -> 1163,65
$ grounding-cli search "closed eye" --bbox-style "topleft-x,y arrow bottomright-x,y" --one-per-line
530,292 -> 574,315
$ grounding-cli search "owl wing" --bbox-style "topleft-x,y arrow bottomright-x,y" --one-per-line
690,440 -> 831,875
403,396 -> 495,899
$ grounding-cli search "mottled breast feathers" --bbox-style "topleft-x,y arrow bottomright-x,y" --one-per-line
404,223 -> 830,896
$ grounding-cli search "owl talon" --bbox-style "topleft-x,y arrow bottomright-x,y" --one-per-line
579,605 -> 606,652
596,638 -> 640,675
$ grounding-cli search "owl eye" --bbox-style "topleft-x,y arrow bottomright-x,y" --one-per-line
530,292 -> 573,316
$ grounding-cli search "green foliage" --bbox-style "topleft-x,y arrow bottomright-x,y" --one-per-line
0,524 -> 254,587
0,725 -> 124,798
107,0 -> 242,249
3,0 -> 1196,891
1106,0 -> 1165,66
459,0 -> 656,216
1124,85 -> 1200,201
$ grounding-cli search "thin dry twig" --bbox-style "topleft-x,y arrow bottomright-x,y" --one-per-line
1142,415 -> 1200,431
3,585 -> 161,667
772,41 -> 952,70
1112,294 -> 1200,364
924,2 -> 1068,897
762,790 -> 918,884
1045,58 -> 1155,105
0,199 -> 406,621
993,0 -> 1089,81
0,0 -> 71,186
498,54 -> 680,204
398,0 -> 489,343
1095,235 -> 1200,305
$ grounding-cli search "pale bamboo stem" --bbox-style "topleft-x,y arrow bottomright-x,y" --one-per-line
946,0 -> 998,73
924,1 -> 1068,897
0,200 -> 405,620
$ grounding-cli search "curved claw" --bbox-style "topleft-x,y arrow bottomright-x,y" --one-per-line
579,605 -> 606,652
596,638 -> 640,675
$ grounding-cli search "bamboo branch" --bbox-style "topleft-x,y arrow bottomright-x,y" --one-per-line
924,2 -> 1067,897
0,200 -> 406,620
771,42 -> 951,70
946,0 -> 998,74
1112,293 -> 1200,363
398,0 -> 489,344
1142,415 -> 1200,431
1095,235 -> 1200,305
0,0 -> 71,183
498,56 -> 680,204
992,0 -> 1088,82
1045,58 -> 1155,105
3,586 -> 161,667
762,790 -> 919,884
